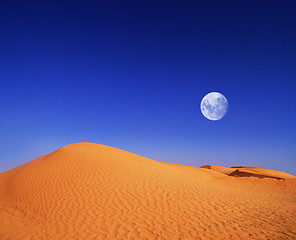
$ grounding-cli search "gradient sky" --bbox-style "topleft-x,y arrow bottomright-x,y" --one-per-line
1,1 -> 296,175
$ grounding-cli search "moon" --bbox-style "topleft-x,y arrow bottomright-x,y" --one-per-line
200,92 -> 228,121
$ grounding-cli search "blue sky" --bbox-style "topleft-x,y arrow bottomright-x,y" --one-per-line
1,1 -> 296,175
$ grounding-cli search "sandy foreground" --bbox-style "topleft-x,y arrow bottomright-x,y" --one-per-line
0,142 -> 295,240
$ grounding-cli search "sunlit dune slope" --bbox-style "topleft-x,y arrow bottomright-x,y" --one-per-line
0,142 -> 296,240
201,165 -> 296,180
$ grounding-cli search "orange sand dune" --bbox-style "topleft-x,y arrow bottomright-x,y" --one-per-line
201,165 -> 296,180
0,142 -> 296,240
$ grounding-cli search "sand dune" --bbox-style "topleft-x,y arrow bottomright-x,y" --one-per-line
201,165 -> 296,180
0,142 -> 295,239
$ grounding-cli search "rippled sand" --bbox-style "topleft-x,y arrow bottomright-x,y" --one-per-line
0,142 -> 295,239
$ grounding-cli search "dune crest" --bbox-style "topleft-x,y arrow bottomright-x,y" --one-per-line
1,142 -> 296,240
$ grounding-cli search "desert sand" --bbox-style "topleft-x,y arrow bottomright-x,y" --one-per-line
0,142 -> 295,240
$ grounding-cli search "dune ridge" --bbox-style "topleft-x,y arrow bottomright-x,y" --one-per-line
0,142 -> 296,239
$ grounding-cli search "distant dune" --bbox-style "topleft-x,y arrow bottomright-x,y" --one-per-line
201,165 -> 296,180
0,143 -> 295,239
